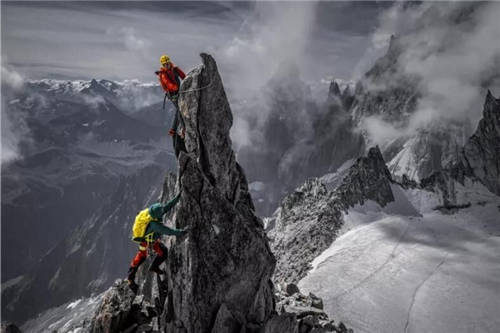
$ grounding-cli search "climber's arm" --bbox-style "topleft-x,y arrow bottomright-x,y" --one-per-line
148,221 -> 186,236
175,67 -> 186,80
161,192 -> 181,215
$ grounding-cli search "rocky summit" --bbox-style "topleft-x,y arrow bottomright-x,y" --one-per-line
162,53 -> 276,332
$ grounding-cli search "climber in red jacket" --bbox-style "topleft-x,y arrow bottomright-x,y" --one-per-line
155,54 -> 187,157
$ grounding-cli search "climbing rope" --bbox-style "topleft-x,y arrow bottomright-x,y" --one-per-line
162,78 -> 213,110
179,78 -> 213,94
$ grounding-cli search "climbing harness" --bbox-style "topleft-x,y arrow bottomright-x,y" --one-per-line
143,232 -> 157,258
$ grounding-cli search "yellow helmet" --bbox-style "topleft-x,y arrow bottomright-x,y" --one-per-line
160,54 -> 170,65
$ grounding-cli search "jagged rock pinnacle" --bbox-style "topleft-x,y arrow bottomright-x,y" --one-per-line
163,53 -> 276,332
455,90 -> 500,195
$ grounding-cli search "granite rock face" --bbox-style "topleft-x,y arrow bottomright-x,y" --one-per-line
265,284 -> 352,333
269,147 -> 394,283
457,91 -> 500,196
421,91 -> 500,204
161,53 -> 276,332
335,147 -> 394,209
350,35 -> 420,125
89,281 -> 137,333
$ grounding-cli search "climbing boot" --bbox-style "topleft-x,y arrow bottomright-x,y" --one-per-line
127,266 -> 139,293
127,279 -> 139,294
127,266 -> 138,281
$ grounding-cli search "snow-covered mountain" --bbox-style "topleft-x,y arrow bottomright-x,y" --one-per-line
24,78 -> 164,113
346,2 -> 500,185
1,77 -> 176,324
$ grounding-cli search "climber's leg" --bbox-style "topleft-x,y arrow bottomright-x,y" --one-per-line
168,93 -> 187,157
127,242 -> 148,292
149,240 -> 168,275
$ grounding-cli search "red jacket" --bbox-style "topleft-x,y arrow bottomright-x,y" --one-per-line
157,63 -> 186,93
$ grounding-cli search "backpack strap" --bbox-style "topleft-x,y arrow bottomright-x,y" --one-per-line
144,232 -> 155,245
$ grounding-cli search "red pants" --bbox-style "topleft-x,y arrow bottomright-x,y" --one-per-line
130,239 -> 166,268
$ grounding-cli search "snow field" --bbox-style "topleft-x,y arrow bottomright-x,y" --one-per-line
300,183 -> 500,333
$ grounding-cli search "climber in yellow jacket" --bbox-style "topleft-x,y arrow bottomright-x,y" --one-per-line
127,193 -> 188,293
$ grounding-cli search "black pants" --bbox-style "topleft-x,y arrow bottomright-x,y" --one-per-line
169,93 -> 186,157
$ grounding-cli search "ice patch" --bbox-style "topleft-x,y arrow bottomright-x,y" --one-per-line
387,137 -> 420,181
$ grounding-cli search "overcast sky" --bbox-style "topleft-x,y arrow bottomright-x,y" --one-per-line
1,1 -> 390,85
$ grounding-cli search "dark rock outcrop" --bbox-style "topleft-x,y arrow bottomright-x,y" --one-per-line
268,284 -> 352,333
456,91 -> 500,195
89,281 -> 137,332
335,147 -> 394,208
0,323 -> 22,333
269,147 -> 394,283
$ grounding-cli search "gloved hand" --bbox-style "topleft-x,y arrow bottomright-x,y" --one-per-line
155,71 -> 160,75
168,128 -> 176,137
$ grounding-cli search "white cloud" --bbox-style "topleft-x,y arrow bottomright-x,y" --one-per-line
216,2 -> 316,99
107,27 -> 152,52
214,2 -> 317,149
359,115 -> 406,146
359,2 -> 500,145
1,65 -> 24,89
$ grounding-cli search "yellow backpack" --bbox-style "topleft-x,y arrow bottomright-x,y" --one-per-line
132,208 -> 158,242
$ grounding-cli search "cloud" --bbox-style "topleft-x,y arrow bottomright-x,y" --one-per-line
1,65 -> 26,163
359,115 -> 406,146
106,27 -> 152,54
359,2 -> 500,145
213,2 -> 317,149
215,2 -> 316,96
403,3 -> 500,123
1,65 -> 24,89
